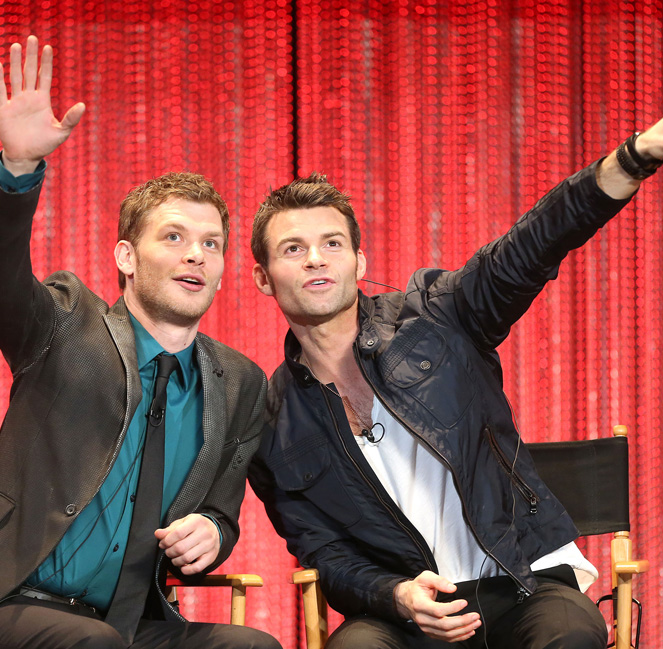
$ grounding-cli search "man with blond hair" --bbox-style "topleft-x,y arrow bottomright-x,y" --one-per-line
0,36 -> 280,649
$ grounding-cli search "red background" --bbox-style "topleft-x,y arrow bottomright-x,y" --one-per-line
1,1 -> 662,647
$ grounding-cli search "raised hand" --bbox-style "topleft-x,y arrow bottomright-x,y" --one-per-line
0,35 -> 85,175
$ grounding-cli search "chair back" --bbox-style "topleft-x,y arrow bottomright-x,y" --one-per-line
525,435 -> 630,535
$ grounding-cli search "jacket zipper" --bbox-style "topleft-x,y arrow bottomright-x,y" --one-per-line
317,385 -> 437,574
485,427 -> 539,514
352,344 -> 533,596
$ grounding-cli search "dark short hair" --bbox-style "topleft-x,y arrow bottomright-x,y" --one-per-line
117,172 -> 229,289
251,172 -> 361,268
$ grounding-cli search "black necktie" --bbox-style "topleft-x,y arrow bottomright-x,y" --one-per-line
105,352 -> 179,644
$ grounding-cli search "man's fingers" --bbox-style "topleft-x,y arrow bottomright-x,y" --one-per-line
61,102 -> 86,131
37,43 -> 53,93
23,36 -> 39,91
438,611 -> 481,631
415,596 -> 468,620
156,525 -> 188,548
167,540 -> 206,566
156,516 -> 197,548
0,63 -> 8,106
9,43 -> 22,97
417,570 -> 457,594
414,601 -> 477,628
178,550 -> 215,575
418,611 -> 482,642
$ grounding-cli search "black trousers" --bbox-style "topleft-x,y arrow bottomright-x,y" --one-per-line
327,567 -> 608,649
0,595 -> 283,649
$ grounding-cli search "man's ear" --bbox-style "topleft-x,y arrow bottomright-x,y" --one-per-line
253,263 -> 274,297
114,240 -> 136,285
356,249 -> 367,281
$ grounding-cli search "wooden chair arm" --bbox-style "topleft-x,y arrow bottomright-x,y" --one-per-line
165,573 -> 263,626
614,560 -> 650,575
290,568 -> 320,585
166,573 -> 264,588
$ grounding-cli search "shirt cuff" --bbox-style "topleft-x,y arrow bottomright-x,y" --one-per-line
200,513 -> 224,545
0,152 -> 46,193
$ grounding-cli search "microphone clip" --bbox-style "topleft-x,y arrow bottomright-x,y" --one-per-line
361,422 -> 385,444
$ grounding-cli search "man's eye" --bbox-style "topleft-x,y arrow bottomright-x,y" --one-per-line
286,245 -> 300,253
203,240 -> 218,249
166,233 -> 181,242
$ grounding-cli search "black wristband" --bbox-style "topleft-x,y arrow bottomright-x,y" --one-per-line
626,132 -> 663,168
616,133 -> 662,180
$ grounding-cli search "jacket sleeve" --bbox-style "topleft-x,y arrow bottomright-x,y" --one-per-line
422,161 -> 633,349
0,182 -> 56,372
249,439 -> 408,624
187,366 -> 268,577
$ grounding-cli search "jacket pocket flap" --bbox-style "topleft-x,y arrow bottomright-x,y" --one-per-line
267,435 -> 331,492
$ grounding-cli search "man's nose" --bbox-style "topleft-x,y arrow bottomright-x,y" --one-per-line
184,243 -> 204,264
304,247 -> 327,268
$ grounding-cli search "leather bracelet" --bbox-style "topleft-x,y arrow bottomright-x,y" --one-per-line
626,132 -> 663,168
616,133 -> 662,180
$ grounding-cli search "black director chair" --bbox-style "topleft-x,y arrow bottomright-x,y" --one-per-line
527,425 -> 648,649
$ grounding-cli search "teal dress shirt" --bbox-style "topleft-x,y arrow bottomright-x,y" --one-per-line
26,314 -> 205,610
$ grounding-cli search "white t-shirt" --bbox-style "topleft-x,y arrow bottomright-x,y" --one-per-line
355,398 -> 598,592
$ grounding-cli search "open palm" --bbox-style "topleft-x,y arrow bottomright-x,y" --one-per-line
0,36 -> 84,171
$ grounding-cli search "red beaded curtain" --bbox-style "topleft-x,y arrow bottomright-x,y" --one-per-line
1,1 -> 662,648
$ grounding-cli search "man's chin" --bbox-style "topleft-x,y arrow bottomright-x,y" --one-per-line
287,305 -> 346,327
139,295 -> 215,329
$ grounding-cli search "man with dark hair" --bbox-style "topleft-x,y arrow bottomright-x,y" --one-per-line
248,108 -> 663,645
0,36 -> 281,649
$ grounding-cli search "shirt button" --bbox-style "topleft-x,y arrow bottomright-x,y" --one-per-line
420,360 -> 432,371
366,339 -> 375,347
130,494 -> 136,503
113,544 -> 119,552
64,504 -> 77,516
303,472 -> 313,482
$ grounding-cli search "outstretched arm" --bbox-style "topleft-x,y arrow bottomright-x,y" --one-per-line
0,35 -> 85,176
0,36 -> 84,367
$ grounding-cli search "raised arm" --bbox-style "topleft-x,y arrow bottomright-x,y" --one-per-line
0,36 -> 84,369
419,121 -> 663,351
0,35 -> 85,175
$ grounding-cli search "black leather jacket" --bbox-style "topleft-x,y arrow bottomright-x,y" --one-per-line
249,161 -> 631,623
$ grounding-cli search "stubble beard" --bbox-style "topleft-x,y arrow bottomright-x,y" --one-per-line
133,267 -> 216,328
266,263 -> 359,326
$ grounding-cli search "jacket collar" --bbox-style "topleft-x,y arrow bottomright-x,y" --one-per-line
104,296 -> 142,425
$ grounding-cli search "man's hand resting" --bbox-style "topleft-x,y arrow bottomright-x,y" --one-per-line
393,571 -> 482,642
155,513 -> 221,576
